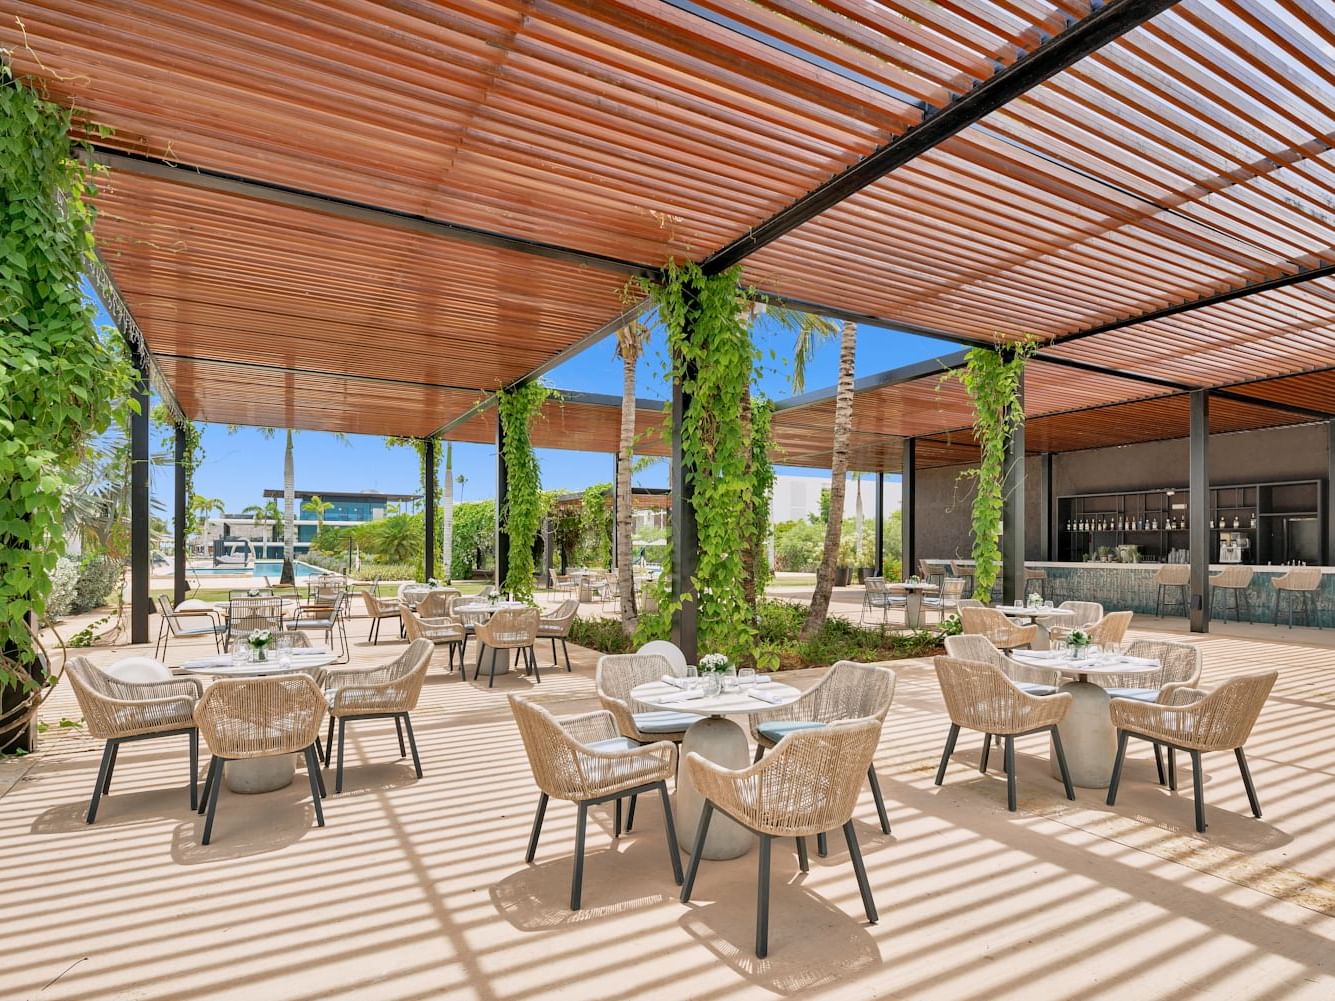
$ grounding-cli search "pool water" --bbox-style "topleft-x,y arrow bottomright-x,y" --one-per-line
190,561 -> 326,578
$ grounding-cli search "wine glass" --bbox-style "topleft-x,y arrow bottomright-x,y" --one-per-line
685,666 -> 698,691
738,667 -> 756,689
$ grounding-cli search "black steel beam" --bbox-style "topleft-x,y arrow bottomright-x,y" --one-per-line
902,441 -> 916,578
874,471 -> 885,577
174,425 -> 188,607
1189,391 -> 1210,633
1040,452 -> 1054,562
701,0 -> 1181,273
1327,422 -> 1335,566
424,438 -> 437,582
130,363 -> 151,645
88,147 -> 651,278
1001,386 -> 1026,606
495,411 -> 509,591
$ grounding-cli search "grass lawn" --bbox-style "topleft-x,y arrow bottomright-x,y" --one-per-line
153,581 -> 491,603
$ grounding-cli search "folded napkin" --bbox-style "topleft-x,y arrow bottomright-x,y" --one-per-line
1115,655 -> 1159,666
1015,649 -> 1062,660
748,687 -> 789,704
656,688 -> 704,704
660,674 -> 687,689
184,656 -> 234,668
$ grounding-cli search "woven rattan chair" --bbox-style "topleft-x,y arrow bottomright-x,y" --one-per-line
950,560 -> 975,595
1273,567 -> 1322,628
65,657 -> 202,823
225,629 -> 315,656
154,595 -> 224,659
419,588 -> 460,619
959,606 -> 1038,651
1024,566 -> 1047,600
194,674 -> 328,844
510,695 -> 681,910
944,634 -> 1059,695
1153,564 -> 1191,617
932,656 -> 1075,811
1107,671 -> 1276,832
1095,638 -> 1203,786
226,596 -> 285,648
289,592 -> 351,663
360,590 -> 401,644
474,607 -> 540,687
681,719 -> 883,958
1087,610 -> 1133,648
1044,600 -> 1103,642
596,653 -> 695,744
538,598 -> 579,670
322,638 -> 433,793
922,577 -> 965,622
860,577 -> 904,624
402,606 -> 465,672
1210,565 -> 1255,623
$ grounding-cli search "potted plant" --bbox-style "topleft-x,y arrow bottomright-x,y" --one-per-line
697,652 -> 733,696
1067,628 -> 1091,660
247,629 -> 274,662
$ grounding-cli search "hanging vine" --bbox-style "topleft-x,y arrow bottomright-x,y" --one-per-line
941,338 -> 1036,600
746,398 -> 776,602
1,69 -> 134,684
153,404 -> 204,535
496,383 -> 552,602
579,482 -> 612,567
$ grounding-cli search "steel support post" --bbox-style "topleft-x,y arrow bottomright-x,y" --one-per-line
1189,391 -> 1210,633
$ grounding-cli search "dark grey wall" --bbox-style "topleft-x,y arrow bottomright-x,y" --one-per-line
912,422 -> 1329,561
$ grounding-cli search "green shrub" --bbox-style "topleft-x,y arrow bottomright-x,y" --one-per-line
568,617 -> 636,655
43,556 -> 80,621
73,555 -> 123,614
756,599 -> 805,644
354,563 -> 419,582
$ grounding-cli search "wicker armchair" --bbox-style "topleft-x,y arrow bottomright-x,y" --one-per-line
154,595 -> 224,659
749,661 -> 896,849
959,606 -> 1038,651
419,588 -> 460,619
510,695 -> 681,910
1043,600 -> 1103,642
932,656 -> 1075,811
538,598 -> 579,671
860,577 -> 904,624
473,607 -> 540,687
1273,567 -> 1322,628
226,596 -> 285,648
1107,671 -> 1276,832
596,653 -> 694,744
194,674 -> 328,844
944,634 -> 1058,694
1094,639 -> 1201,698
323,638 -> 433,793
65,657 -> 202,823
1210,565 -> 1255,622
360,590 -> 402,644
681,719 -> 883,958
402,606 -> 465,672
1087,610 -> 1133,648
922,577 -> 965,622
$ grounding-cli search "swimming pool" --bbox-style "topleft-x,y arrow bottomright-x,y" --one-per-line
190,561 -> 327,578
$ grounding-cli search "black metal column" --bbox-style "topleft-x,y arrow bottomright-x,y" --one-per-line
611,452 -> 620,571
902,439 -> 916,579
173,425 -> 188,606
1327,421 -> 1335,565
424,438 -> 436,582
1189,390 -> 1210,633
1040,452 -> 1053,562
495,411 -> 510,589
671,364 -> 698,664
1001,395 -> 1025,606
130,367 -> 151,644
874,471 -> 885,577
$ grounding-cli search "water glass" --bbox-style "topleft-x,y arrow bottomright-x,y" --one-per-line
738,667 -> 756,688
754,670 -> 772,687
685,666 -> 698,690
701,673 -> 721,698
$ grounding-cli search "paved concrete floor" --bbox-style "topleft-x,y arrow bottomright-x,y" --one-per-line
5,600 -> 1335,1000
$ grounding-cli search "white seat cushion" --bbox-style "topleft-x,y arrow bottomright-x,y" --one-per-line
586,737 -> 638,753
1016,682 -> 1058,696
106,657 -> 172,683
632,711 -> 695,734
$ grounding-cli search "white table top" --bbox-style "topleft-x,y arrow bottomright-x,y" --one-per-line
454,601 -> 528,614
1012,652 -> 1159,678
994,605 -> 1074,618
180,652 -> 337,677
895,581 -> 940,592
631,678 -> 802,717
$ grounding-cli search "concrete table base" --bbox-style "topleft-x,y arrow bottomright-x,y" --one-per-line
226,755 -> 296,794
1050,681 -> 1116,788
473,645 -> 520,681
675,716 -> 754,860
905,592 -> 925,629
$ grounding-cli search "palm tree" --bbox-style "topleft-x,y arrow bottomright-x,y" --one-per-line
242,499 -> 282,541
853,471 -> 865,572
456,473 -> 467,502
613,317 -> 652,631
302,493 -> 334,529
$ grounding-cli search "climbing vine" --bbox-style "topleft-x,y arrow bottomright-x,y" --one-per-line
641,260 -> 758,660
1,69 -> 134,679
579,482 -> 612,567
386,435 -> 442,579
747,398 -> 776,600
496,383 -> 552,602
941,339 -> 1036,600
153,404 -> 204,535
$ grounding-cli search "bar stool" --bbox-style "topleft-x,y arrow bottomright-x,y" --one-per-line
950,560 -> 975,597
919,559 -> 945,590
1153,564 -> 1190,618
1024,566 -> 1047,600
1210,566 -> 1254,623
1273,567 -> 1322,629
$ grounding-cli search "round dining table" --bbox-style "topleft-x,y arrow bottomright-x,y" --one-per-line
454,601 -> 528,678
181,651 -> 337,793
897,581 -> 939,629
992,604 -> 1074,651
1010,651 -> 1160,788
630,677 -> 802,860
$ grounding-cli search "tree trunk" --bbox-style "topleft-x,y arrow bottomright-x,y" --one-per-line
617,349 -> 638,632
801,320 -> 857,640
281,429 -> 295,585
443,441 -> 454,583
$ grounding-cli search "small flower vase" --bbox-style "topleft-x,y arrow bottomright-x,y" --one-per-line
701,674 -> 721,698
1073,645 -> 1088,661
254,646 -> 267,662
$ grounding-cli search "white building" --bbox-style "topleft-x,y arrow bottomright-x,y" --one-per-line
770,474 -> 901,524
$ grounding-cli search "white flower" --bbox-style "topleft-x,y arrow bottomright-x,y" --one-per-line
699,653 -> 731,673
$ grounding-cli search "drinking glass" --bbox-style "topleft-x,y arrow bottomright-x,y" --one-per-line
701,673 -> 721,698
685,666 -> 698,690
755,670 -> 772,687
738,667 -> 756,688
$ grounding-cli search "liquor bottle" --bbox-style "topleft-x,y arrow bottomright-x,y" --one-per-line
1232,515 -> 1239,529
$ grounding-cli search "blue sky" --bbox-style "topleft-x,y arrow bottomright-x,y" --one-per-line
91,292 -> 955,517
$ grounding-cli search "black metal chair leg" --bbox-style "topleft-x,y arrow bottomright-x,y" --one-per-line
1004,736 -> 1017,811
753,743 -> 765,763
843,819 -> 878,923
1168,747 -> 1178,790
551,637 -> 558,666
1236,746 -> 1262,818
87,741 -> 116,824
188,729 -> 199,811
526,792 -> 548,863
755,834 -> 772,959
335,717 -> 347,794
201,757 -> 225,845
626,793 -> 637,833
198,754 -> 218,815
304,746 -> 325,827
614,797 -> 623,839
395,716 -> 407,758
980,733 -> 992,773
796,836 -> 809,872
867,765 -> 891,834
402,714 -> 423,778
1106,731 -> 1130,806
1051,727 -> 1075,801
571,802 -> 589,910
658,782 -> 683,884
530,646 -> 542,684
474,641 -> 485,682
101,741 -> 121,795
324,716 -> 335,764
681,800 -> 714,902
817,831 -> 828,857
1153,742 -> 1166,786
562,638 -> 572,671
934,723 -> 960,786
1191,749 -> 1206,832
